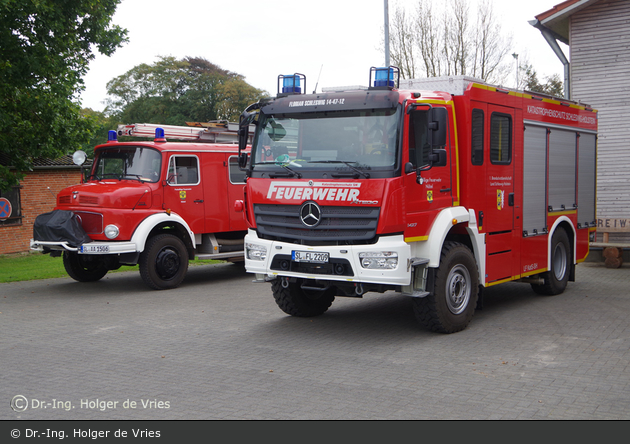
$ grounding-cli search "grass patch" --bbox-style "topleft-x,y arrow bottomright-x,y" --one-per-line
0,252 -> 222,283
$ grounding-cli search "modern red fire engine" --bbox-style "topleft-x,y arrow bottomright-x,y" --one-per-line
235,68 -> 597,333
31,121 -> 251,290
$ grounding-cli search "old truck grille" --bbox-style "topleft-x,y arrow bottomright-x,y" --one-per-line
253,204 -> 380,244
74,211 -> 103,234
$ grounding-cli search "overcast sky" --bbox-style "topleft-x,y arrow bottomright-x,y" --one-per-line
80,0 -> 568,112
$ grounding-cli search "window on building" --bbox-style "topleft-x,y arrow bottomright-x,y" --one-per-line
0,186 -> 22,227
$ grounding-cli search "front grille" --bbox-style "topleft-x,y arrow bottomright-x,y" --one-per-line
254,204 -> 380,244
80,195 -> 99,205
74,211 -> 103,234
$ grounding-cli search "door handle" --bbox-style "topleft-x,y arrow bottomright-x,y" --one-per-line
508,193 -> 514,207
194,199 -> 204,203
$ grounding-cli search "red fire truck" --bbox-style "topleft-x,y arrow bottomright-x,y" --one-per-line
30,122 -> 251,290
235,68 -> 598,333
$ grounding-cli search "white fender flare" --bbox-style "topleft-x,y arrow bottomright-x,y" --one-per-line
130,212 -> 195,253
410,206 -> 486,285
547,216 -> 576,268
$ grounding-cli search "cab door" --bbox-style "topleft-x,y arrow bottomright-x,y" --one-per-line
485,105 -> 515,232
403,105 -> 453,240
226,155 -> 248,230
163,154 -> 205,234
484,105 -> 516,282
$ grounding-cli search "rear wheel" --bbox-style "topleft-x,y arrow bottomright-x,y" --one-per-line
63,251 -> 108,282
412,242 -> 479,333
531,228 -> 571,295
139,234 -> 189,290
271,278 -> 335,317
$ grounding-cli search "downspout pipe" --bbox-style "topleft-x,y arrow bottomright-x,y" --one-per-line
529,19 -> 571,100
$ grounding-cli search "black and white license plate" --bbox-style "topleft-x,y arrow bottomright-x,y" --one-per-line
292,250 -> 329,263
80,244 -> 110,254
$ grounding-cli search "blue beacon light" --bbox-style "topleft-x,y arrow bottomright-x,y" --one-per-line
154,127 -> 166,142
282,75 -> 301,94
108,130 -> 118,142
374,67 -> 394,88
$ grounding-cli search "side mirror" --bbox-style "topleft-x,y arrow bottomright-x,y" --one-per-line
238,152 -> 248,169
238,113 -> 251,154
429,149 -> 447,167
431,107 -> 447,147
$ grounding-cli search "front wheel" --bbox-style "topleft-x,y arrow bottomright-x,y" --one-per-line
412,242 -> 479,333
271,279 -> 335,317
139,234 -> 189,290
63,252 -> 108,282
531,228 -> 571,296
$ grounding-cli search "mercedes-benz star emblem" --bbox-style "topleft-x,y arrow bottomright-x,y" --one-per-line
300,202 -> 322,227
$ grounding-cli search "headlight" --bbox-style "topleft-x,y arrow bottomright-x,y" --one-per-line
246,242 -> 267,261
359,251 -> 398,269
104,224 -> 119,239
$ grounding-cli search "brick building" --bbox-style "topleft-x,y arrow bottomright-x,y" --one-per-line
0,156 -> 88,255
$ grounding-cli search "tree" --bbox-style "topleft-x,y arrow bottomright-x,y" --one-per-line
0,0 -> 128,190
388,0 -> 512,84
105,56 -> 267,125
520,63 -> 564,97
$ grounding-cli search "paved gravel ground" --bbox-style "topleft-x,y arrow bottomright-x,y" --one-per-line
2,261 -> 629,420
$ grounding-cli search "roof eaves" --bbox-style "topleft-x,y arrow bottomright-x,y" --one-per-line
533,0 -> 601,41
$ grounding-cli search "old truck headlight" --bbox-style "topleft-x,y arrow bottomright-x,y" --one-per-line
246,242 -> 267,261
104,224 -> 119,239
359,251 -> 398,269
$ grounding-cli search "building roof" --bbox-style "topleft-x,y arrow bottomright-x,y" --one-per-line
0,153 -> 92,170
532,0 -> 601,42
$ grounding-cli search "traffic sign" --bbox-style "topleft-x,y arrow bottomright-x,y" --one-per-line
0,197 -> 12,220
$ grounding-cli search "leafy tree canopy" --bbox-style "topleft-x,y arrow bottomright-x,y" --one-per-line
0,0 -> 127,190
106,56 -> 268,126
521,64 -> 564,98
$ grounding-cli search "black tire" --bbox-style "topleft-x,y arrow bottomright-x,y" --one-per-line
412,242 -> 479,333
531,228 -> 571,296
139,234 -> 189,290
271,278 -> 335,317
63,251 -> 108,282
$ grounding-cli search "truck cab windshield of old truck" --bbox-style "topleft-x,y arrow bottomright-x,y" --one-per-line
250,108 -> 400,179
90,146 -> 162,183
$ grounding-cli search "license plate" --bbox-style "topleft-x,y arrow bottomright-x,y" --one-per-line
80,244 -> 109,254
292,250 -> 329,263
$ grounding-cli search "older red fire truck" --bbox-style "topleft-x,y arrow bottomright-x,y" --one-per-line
235,68 -> 597,333
31,122 -> 251,290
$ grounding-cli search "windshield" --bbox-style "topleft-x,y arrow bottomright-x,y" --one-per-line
250,108 -> 400,177
91,146 -> 162,183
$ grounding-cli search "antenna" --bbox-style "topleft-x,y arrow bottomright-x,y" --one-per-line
313,65 -> 323,93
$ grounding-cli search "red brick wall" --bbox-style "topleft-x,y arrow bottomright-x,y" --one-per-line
0,169 -> 82,254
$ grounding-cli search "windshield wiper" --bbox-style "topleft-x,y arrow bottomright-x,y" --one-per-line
122,174 -> 147,183
308,160 -> 371,179
255,161 -> 302,178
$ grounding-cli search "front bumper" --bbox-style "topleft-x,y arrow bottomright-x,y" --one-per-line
30,239 -> 138,255
244,229 -> 412,286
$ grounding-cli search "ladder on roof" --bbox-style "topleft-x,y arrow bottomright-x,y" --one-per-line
116,120 -> 253,143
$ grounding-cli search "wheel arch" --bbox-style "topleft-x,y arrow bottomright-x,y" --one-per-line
130,212 -> 195,259
548,216 -> 576,279
411,207 -> 485,285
